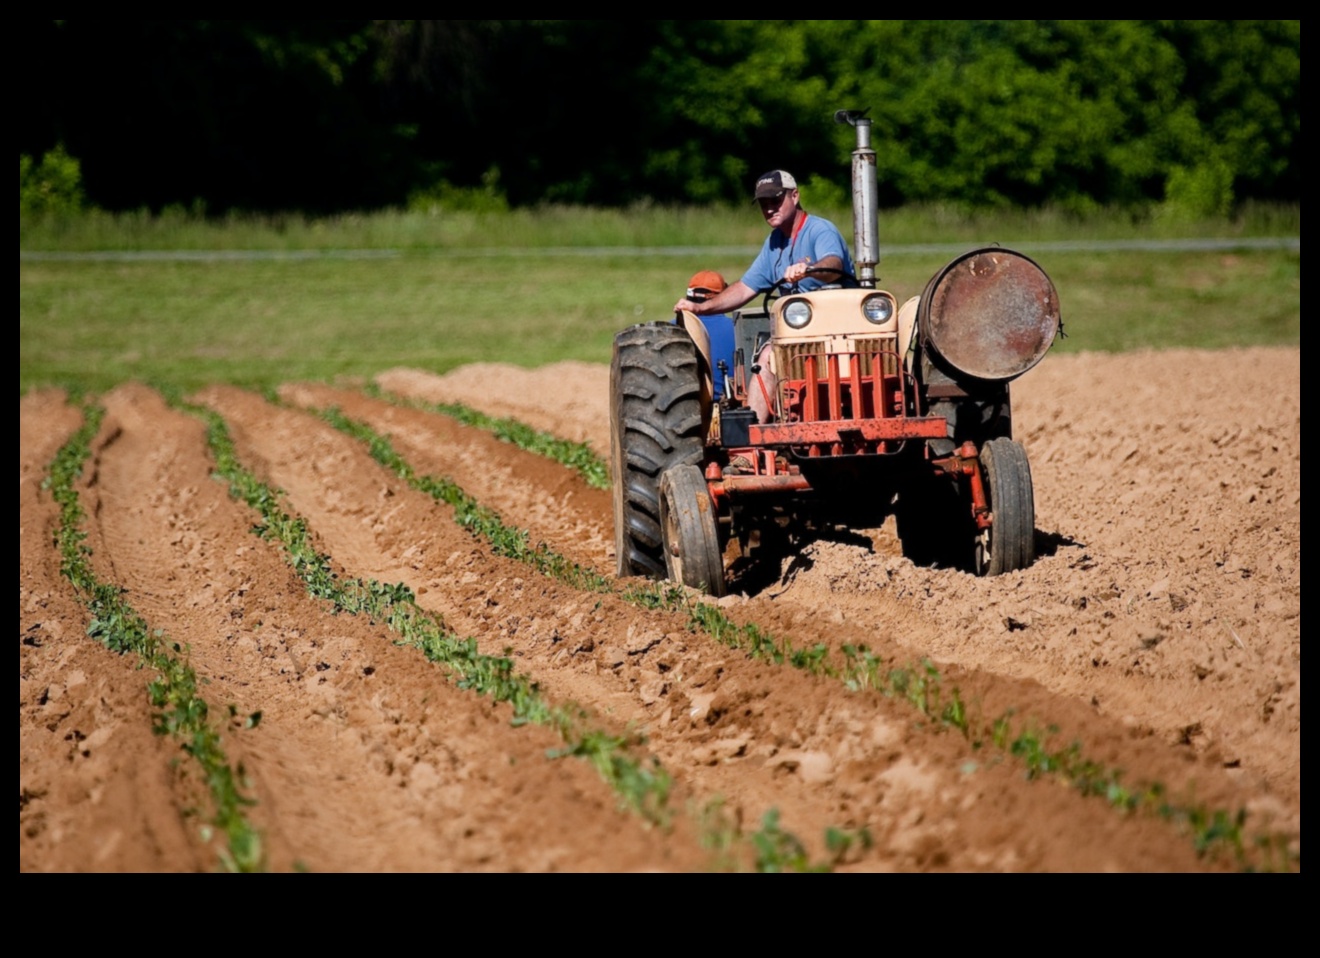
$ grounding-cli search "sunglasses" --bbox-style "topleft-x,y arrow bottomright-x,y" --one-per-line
687,287 -> 719,299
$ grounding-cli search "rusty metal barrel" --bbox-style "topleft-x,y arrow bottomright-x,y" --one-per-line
917,247 -> 1061,382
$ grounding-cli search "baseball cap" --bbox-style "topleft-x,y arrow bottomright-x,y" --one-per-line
686,270 -> 727,300
753,170 -> 797,201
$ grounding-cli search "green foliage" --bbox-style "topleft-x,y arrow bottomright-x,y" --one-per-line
701,801 -> 869,873
1161,158 -> 1235,220
749,809 -> 823,873
550,730 -> 674,823
19,20 -> 1300,214
20,143 -> 85,215
799,173 -> 847,213
1160,20 -> 1301,199
407,166 -> 509,214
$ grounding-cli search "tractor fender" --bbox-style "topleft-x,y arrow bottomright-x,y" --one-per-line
676,310 -> 715,432
897,295 -> 921,373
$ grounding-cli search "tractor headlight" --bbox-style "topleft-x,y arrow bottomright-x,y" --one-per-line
862,293 -> 895,325
783,299 -> 813,330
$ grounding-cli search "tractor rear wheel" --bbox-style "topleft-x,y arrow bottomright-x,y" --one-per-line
610,323 -> 707,580
975,437 -> 1035,575
659,464 -> 726,597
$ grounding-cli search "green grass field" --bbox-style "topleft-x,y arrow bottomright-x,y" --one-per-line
19,203 -> 1300,396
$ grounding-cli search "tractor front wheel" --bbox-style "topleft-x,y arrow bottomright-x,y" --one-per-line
659,464 -> 726,597
974,437 -> 1035,576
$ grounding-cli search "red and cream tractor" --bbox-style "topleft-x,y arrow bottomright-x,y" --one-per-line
610,109 -> 1062,597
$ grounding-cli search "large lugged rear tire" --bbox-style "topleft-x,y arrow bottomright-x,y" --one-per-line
610,323 -> 707,580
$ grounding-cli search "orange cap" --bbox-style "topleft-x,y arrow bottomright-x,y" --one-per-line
686,270 -> 727,300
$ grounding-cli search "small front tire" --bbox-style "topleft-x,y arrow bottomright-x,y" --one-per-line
659,464 -> 726,597
975,437 -> 1035,576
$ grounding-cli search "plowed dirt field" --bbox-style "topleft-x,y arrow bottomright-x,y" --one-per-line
20,346 -> 1300,872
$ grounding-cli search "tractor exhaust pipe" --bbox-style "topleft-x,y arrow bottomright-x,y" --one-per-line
836,109 -> 878,288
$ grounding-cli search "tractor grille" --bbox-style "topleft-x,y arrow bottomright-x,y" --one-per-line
774,335 -> 899,382
773,334 -> 905,425
746,332 -> 947,456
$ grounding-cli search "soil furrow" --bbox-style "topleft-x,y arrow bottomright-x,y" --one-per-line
21,391 -> 213,872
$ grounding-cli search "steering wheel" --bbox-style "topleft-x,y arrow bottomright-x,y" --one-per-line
759,266 -> 861,312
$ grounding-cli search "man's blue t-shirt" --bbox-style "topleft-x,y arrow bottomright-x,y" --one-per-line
740,213 -> 855,294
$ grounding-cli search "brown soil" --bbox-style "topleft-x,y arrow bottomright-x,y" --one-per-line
20,346 -> 1299,872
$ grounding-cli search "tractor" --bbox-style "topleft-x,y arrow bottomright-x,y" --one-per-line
610,109 -> 1062,597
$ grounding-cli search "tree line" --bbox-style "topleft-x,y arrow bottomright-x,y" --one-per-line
19,20 -> 1301,217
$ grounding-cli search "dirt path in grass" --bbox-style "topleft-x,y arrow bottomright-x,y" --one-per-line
20,346 -> 1299,872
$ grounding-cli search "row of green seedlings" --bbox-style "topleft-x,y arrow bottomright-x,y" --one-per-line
197,400 -> 843,873
366,384 -> 611,491
44,402 -> 265,873
355,392 -> 1293,872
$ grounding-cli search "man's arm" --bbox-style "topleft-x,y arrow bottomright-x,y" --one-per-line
674,279 -> 757,316
782,254 -> 845,285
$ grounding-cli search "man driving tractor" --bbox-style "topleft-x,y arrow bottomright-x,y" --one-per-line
673,170 -> 855,422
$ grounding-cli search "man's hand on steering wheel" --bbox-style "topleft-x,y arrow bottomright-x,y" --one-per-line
783,259 -> 852,288
782,259 -> 814,285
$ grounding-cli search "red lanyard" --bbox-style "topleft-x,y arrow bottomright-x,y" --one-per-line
789,211 -> 808,260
